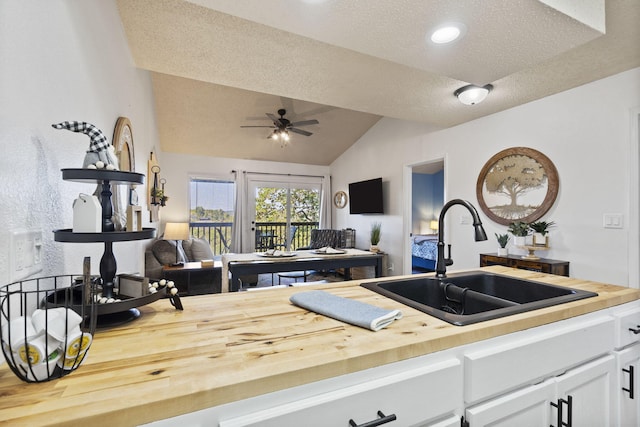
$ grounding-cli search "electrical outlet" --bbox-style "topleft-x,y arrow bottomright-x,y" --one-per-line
388,263 -> 394,272
10,229 -> 43,282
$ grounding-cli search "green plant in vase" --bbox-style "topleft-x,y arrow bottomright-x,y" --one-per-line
529,220 -> 555,246
507,221 -> 529,246
370,222 -> 381,253
495,233 -> 510,256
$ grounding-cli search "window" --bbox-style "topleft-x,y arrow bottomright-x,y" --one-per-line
189,178 -> 235,255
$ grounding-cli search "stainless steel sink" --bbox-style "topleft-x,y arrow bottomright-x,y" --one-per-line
361,271 -> 598,326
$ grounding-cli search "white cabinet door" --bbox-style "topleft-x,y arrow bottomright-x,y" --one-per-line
464,315 -> 614,404
465,380 -> 555,427
615,304 -> 640,349
617,344 -> 640,427
554,355 -> 616,427
218,358 -> 462,427
465,355 -> 616,427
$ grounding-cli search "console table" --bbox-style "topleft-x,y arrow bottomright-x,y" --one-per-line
479,253 -> 570,276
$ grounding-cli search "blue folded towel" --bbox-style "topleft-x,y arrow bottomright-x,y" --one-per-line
290,290 -> 402,331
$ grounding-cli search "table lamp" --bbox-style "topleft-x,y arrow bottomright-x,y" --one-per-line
164,222 -> 190,266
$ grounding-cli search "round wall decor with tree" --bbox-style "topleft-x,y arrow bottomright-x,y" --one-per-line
476,147 -> 559,225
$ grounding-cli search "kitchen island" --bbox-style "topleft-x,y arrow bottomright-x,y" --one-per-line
0,266 -> 638,426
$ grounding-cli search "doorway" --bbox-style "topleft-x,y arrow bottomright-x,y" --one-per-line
247,178 -> 321,252
404,158 -> 445,275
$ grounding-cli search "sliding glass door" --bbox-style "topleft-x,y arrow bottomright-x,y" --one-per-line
247,178 -> 321,252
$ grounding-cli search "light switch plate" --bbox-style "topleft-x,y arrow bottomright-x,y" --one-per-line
603,213 -> 623,229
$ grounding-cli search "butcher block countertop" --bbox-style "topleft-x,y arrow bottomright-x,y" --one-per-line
1,266 -> 639,426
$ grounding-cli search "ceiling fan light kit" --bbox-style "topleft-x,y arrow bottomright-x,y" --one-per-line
454,84 -> 493,105
241,108 -> 319,143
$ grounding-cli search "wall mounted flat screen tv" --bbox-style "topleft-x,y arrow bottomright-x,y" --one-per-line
348,177 -> 384,214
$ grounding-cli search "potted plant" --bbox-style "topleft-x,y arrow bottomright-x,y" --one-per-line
508,221 -> 529,246
495,233 -> 510,256
370,222 -> 381,253
529,220 -> 555,246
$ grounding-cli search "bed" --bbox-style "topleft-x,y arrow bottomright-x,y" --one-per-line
411,234 -> 438,271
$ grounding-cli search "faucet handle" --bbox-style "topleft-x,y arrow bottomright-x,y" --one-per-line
445,244 -> 454,266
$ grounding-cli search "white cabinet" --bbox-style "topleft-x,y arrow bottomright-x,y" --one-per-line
465,355 -> 615,426
463,315 -> 615,404
218,358 -> 462,427
554,355 -> 616,426
616,343 -> 640,426
465,380 -> 555,426
614,304 -> 640,349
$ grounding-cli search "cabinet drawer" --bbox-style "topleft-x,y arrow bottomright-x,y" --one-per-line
464,315 -> 615,404
615,303 -> 640,349
219,358 -> 462,427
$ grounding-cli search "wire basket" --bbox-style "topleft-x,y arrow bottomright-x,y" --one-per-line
0,263 -> 97,383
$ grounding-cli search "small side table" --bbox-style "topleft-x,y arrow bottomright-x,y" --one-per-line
479,253 -> 569,277
162,261 -> 222,295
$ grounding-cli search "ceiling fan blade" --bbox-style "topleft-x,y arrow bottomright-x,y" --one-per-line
240,125 -> 275,128
289,127 -> 313,136
289,119 -> 319,127
266,113 -> 281,125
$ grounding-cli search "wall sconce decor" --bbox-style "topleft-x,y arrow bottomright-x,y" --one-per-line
147,151 -> 168,222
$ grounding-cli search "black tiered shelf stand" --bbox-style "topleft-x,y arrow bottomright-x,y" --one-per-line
54,169 -> 158,325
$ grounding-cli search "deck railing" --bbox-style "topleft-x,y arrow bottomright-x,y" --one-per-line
189,221 -> 319,256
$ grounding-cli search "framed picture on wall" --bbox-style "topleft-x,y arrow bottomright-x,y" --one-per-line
476,147 -> 559,226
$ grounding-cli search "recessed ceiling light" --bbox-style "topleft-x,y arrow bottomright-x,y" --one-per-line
430,23 -> 466,44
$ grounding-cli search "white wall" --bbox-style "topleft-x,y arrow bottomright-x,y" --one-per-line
332,68 -> 640,286
157,152 -> 330,227
0,0 -> 159,284
331,119 -> 442,274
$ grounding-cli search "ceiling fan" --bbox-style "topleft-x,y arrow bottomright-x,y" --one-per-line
241,108 -> 319,142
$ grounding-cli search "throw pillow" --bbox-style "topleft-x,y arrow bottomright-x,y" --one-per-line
152,239 -> 186,266
181,238 -> 194,261
189,238 -> 214,261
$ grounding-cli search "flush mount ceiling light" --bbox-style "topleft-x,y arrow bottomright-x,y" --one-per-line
430,23 -> 466,44
454,84 -> 494,105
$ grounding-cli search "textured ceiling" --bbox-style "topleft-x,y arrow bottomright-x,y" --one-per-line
116,0 -> 640,165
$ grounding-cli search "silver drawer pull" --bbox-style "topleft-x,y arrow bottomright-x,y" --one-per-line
349,410 -> 397,427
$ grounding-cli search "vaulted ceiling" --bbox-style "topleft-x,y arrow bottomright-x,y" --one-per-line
117,0 -> 640,165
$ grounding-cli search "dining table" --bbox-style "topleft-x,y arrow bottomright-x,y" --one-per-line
221,248 -> 384,292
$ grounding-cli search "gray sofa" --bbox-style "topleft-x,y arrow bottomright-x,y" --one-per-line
145,237 -> 214,279
145,238 -> 257,294
145,238 -> 223,294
